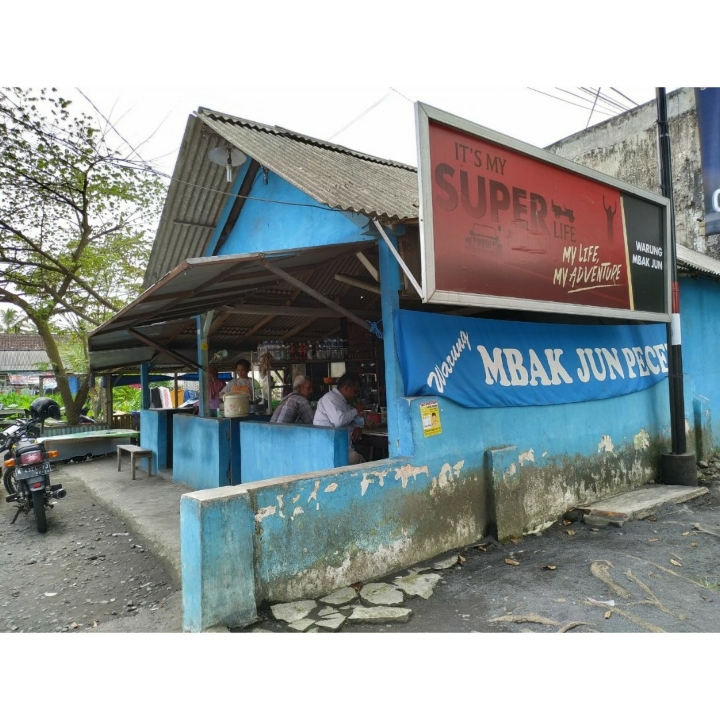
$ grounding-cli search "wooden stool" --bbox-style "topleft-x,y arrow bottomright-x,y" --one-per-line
116,444 -> 153,480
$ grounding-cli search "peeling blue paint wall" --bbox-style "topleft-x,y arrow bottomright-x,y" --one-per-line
679,275 -> 720,453
181,376 -> 673,629
181,486 -> 257,631
401,382 -> 670,539
181,447 -> 489,630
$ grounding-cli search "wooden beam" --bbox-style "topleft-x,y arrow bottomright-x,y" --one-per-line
243,270 -> 316,339
334,274 -> 381,295
208,311 -> 231,335
261,260 -> 371,332
280,316 -> 318,340
355,251 -> 379,282
128,329 -> 201,370
220,304 -> 343,317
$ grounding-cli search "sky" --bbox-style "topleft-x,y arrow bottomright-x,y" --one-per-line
69,85 -> 664,179
3,2 -> 714,711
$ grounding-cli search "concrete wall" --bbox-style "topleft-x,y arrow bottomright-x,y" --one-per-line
546,87 -> 717,257
681,275 -> 720,455
181,447 -> 490,630
180,377 -> 675,630
401,385 -> 671,539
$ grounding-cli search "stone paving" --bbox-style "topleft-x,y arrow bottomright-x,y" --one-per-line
254,557 -> 455,632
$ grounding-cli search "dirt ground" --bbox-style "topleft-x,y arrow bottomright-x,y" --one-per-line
244,476 -> 720,633
0,466 -> 181,634
4,454 -> 720,635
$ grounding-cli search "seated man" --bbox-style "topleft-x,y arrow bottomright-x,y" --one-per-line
270,375 -> 314,424
313,372 -> 364,465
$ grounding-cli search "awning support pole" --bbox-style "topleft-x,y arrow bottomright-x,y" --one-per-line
197,314 -> 211,417
372,219 -> 424,300
105,374 -> 114,426
656,87 -> 696,486
140,363 -> 151,410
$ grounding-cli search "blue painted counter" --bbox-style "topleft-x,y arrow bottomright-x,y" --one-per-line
240,422 -> 349,483
172,413 -> 271,491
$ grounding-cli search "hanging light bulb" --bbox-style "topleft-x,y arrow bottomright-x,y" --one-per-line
208,146 -> 247,183
225,149 -> 233,182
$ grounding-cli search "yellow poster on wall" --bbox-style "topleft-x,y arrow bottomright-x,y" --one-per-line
420,401 -> 442,437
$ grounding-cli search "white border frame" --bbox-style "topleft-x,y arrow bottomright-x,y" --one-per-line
415,102 -> 672,322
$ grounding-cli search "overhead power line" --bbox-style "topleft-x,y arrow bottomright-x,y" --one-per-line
554,87 -> 621,115
526,87 -> 614,117
609,87 -> 640,107
328,91 -> 393,141
586,87 -> 602,128
578,87 -> 631,114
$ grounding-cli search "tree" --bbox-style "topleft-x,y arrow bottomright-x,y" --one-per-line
0,307 -> 30,333
0,88 -> 166,423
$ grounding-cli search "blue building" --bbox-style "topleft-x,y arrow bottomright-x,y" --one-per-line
88,96 -> 720,631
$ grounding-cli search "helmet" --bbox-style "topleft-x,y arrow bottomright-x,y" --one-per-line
29,397 -> 62,422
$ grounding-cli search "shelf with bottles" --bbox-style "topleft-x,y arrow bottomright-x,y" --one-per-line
255,336 -> 375,366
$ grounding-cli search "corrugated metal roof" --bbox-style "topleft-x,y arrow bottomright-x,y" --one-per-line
199,108 -> 418,220
0,350 -> 50,372
677,244 -> 720,278
144,109 -> 419,288
90,242 -> 381,373
144,115 -> 232,288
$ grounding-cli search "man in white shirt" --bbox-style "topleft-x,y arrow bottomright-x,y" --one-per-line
313,372 -> 365,465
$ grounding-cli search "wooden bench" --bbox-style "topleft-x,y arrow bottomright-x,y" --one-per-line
116,444 -> 153,480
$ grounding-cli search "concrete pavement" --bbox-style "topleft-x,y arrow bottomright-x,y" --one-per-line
53,451 -> 720,632
52,455 -> 187,586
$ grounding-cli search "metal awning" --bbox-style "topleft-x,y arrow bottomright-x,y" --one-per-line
88,241 -> 381,373
677,244 -> 720,279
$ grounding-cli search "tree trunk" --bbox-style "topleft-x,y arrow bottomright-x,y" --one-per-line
35,320 -> 89,425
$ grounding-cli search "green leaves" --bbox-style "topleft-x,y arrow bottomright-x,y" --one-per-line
0,87 -> 166,421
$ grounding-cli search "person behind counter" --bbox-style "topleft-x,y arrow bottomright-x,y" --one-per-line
208,365 -> 226,416
220,359 -> 252,398
270,375 -> 314,424
313,372 -> 364,465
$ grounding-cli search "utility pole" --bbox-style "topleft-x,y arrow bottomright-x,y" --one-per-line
656,87 -> 697,485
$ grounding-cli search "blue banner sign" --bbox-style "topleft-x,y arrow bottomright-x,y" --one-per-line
696,88 -> 720,235
394,309 -> 668,408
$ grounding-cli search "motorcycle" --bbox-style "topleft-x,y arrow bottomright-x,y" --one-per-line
2,399 -> 66,534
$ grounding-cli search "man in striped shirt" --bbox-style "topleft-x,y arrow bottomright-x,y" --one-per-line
270,375 -> 315,424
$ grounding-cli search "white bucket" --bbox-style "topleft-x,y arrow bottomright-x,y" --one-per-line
224,393 -> 250,418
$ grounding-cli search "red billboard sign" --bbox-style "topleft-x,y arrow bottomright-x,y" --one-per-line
415,103 -> 671,321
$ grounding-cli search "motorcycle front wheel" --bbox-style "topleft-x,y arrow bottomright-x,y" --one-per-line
31,489 -> 47,534
3,467 -> 16,495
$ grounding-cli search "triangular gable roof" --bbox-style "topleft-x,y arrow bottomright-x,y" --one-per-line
144,109 -> 419,287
